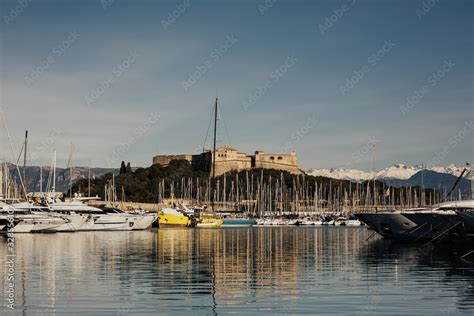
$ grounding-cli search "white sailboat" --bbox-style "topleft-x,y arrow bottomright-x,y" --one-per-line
41,151 -> 130,231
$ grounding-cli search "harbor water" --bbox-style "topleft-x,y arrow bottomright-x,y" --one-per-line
1,227 -> 474,315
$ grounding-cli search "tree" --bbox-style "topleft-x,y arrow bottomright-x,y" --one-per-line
126,162 -> 132,174
120,161 -> 126,174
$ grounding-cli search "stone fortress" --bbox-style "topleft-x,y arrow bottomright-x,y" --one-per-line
153,146 -> 302,176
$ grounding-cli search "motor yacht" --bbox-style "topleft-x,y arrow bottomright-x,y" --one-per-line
101,207 -> 157,230
45,196 -> 133,231
0,203 -> 68,233
356,201 -> 473,241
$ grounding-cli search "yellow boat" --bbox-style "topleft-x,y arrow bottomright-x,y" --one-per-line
158,208 -> 191,227
195,217 -> 223,228
193,208 -> 222,228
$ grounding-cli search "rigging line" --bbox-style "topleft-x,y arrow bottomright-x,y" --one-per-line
0,106 -> 30,207
15,141 -> 25,166
202,102 -> 215,151
46,154 -> 54,193
218,101 -> 233,148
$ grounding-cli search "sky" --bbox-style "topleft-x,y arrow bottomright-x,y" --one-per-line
0,0 -> 473,171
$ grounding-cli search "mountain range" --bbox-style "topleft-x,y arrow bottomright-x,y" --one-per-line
307,164 -> 466,181
2,164 -> 117,193
2,163 -> 471,198
308,164 -> 472,198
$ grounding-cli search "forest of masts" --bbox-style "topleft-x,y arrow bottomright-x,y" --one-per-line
100,170 -> 460,216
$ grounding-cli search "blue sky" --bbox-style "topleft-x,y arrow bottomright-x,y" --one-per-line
0,0 -> 472,170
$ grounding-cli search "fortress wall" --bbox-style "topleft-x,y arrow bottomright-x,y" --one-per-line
153,148 -> 301,175
153,154 -> 193,166
212,158 -> 252,176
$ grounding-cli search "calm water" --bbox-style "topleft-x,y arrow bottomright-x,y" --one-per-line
1,227 -> 474,315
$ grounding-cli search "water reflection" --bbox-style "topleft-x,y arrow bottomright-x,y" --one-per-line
361,239 -> 474,312
0,227 -> 473,315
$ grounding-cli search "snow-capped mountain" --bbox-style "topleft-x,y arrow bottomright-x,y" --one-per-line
307,164 -> 466,182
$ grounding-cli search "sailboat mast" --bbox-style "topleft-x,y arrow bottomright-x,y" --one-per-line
40,164 -> 43,193
23,130 -> 28,195
88,166 -> 91,197
52,149 -> 57,193
471,163 -> 474,200
421,164 -> 424,206
372,144 -> 376,207
211,97 -> 218,212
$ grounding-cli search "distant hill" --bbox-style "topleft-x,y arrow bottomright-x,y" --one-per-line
3,164 -> 117,193
308,164 -> 471,199
384,170 -> 471,199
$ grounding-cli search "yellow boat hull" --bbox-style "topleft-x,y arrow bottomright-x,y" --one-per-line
158,213 -> 190,227
195,218 -> 223,228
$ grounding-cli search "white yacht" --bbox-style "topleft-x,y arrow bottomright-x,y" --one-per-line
0,203 -> 68,233
334,217 -> 346,226
101,207 -> 157,230
45,197 -> 132,231
299,217 -> 323,225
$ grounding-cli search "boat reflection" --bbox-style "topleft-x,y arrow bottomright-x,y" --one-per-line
1,228 -> 473,314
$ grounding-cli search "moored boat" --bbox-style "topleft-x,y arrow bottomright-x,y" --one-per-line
158,208 -> 191,227
0,204 -> 68,233
193,208 -> 223,228
222,218 -> 256,227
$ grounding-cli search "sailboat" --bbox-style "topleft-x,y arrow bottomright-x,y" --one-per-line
41,151 -> 138,231
0,132 -> 70,233
194,98 -> 223,228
